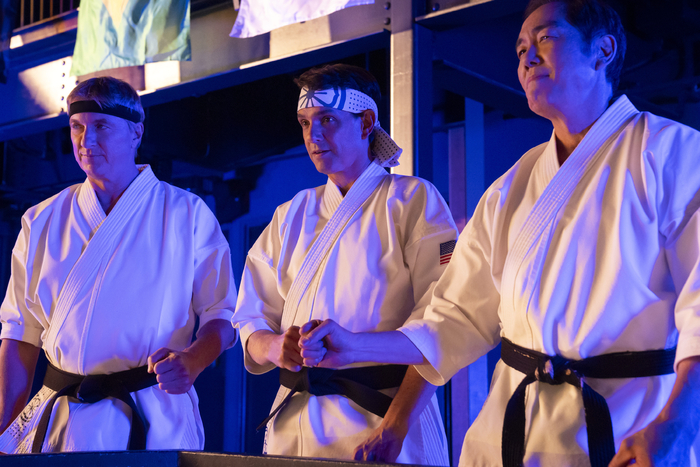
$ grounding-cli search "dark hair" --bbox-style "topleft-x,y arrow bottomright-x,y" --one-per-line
295,64 -> 382,105
524,0 -> 627,92
67,76 -> 145,123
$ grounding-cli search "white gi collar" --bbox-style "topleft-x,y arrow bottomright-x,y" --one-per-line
78,165 -> 159,230
321,161 -> 388,217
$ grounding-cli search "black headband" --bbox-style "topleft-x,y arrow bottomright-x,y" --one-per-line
68,100 -> 142,123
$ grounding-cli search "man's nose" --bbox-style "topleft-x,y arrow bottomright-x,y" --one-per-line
308,122 -> 323,142
81,127 -> 97,147
524,45 -> 540,67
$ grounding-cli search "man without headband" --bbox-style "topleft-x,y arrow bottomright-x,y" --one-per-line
232,64 -> 456,464
0,76 -> 237,453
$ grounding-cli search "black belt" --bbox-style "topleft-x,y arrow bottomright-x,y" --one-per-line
32,361 -> 158,453
500,338 -> 676,467
257,364 -> 408,431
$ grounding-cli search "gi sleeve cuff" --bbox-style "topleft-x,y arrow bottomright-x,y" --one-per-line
674,334 -> 700,372
196,309 -> 238,348
399,324 -> 449,386
235,319 -> 277,374
0,321 -> 43,348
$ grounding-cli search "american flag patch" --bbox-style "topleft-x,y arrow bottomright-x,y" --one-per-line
439,240 -> 456,265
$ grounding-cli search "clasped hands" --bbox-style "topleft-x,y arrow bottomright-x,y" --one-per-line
269,319 -> 355,372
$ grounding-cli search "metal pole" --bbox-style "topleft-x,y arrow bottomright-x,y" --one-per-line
389,0 -> 414,176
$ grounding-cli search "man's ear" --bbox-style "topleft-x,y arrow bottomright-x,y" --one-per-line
594,34 -> 617,72
132,122 -> 144,148
360,109 -> 376,139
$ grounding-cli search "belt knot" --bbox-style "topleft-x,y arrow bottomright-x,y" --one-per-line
500,338 -> 676,467
76,374 -> 111,403
261,365 -> 408,432
534,356 -> 577,386
294,367 -> 335,394
34,362 -> 157,453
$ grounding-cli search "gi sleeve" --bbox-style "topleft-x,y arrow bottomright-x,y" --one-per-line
400,180 -> 459,325
653,121 -> 700,369
232,214 -> 285,375
400,189 -> 502,386
0,214 -> 44,347
191,202 -> 238,345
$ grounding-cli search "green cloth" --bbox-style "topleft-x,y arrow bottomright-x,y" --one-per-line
71,0 -> 190,76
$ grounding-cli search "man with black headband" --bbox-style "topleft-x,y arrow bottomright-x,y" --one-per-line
232,64 -> 455,464
0,76 -> 237,453
300,1 -> 700,466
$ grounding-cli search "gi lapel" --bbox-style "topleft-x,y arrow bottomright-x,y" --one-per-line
44,166 -> 159,356
501,96 -> 639,318
280,162 -> 387,331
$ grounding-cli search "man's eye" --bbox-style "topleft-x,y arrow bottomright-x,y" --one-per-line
517,49 -> 526,57
540,35 -> 550,42
322,116 -> 333,123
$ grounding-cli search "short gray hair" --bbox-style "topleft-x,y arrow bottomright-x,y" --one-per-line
67,76 -> 145,123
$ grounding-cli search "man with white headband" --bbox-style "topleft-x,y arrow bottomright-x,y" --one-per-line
232,64 -> 456,464
0,76 -> 237,453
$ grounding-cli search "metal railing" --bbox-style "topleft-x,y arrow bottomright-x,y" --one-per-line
17,0 -> 80,29
14,0 -> 228,30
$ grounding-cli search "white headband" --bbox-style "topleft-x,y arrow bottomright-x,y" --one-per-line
297,86 -> 402,168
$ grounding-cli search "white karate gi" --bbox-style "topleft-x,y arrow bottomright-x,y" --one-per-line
400,95 -> 700,466
0,165 -> 237,453
234,161 -> 456,464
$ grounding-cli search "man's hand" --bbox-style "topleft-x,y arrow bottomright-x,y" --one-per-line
608,413 -> 691,466
148,348 -> 203,394
268,326 -> 305,372
299,322 -> 426,368
353,423 -> 407,463
299,319 -> 356,369
295,320 -> 327,367
609,356 -> 700,467
147,318 -> 235,394
354,366 -> 433,463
